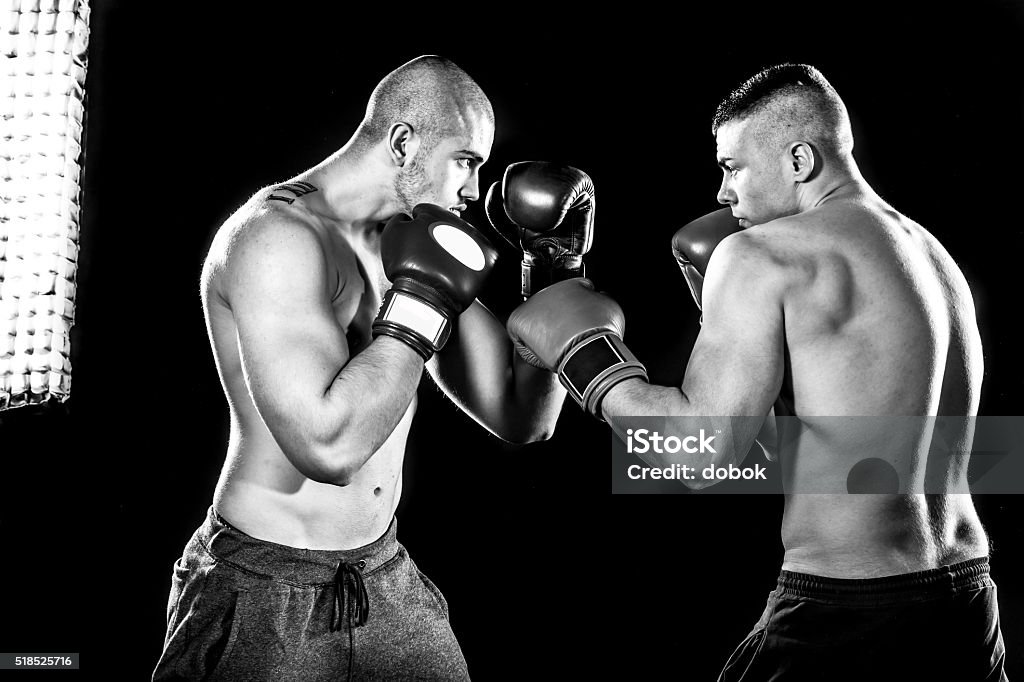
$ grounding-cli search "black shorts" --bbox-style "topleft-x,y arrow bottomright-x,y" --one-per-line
152,507 -> 469,681
718,557 -> 1008,682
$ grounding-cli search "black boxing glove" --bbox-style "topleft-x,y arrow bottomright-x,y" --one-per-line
373,204 -> 498,360
671,208 -> 743,312
485,161 -> 594,299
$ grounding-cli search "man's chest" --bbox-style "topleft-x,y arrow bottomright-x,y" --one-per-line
330,247 -> 387,356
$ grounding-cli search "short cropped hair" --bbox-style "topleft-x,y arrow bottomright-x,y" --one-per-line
712,63 -> 854,158
356,55 -> 492,153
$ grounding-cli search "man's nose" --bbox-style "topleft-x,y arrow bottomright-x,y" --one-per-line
461,172 -> 480,202
716,178 -> 734,206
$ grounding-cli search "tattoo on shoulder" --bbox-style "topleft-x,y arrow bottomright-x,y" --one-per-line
267,181 -> 319,205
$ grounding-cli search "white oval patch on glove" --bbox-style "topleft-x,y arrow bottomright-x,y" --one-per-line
431,224 -> 486,271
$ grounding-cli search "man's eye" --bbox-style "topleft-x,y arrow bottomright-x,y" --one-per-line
456,159 -> 472,169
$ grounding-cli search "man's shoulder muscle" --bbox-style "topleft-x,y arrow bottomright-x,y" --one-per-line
204,194 -> 343,305
699,228 -> 793,332
712,224 -> 802,295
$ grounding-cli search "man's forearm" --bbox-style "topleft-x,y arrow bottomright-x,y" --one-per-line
313,336 -> 424,482
504,352 -> 565,442
601,378 -> 758,486
601,377 -> 691,443
428,300 -> 565,443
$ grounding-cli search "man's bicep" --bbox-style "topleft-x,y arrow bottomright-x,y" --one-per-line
227,222 -> 351,430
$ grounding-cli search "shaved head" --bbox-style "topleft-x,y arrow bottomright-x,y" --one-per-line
356,55 -> 493,154
713,64 -> 853,161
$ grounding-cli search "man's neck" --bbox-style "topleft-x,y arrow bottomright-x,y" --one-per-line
799,163 -> 872,213
304,147 -> 398,241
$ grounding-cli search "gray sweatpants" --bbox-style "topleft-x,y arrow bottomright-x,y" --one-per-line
152,507 -> 469,681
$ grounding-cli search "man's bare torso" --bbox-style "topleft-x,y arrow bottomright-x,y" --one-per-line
756,193 -> 987,577
201,180 -> 413,550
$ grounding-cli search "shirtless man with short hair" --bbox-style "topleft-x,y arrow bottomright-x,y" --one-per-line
505,63 -> 1008,680
152,56 -> 581,681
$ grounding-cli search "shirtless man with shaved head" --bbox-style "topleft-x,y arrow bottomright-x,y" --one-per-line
505,64 -> 1008,680
153,56 -> 570,680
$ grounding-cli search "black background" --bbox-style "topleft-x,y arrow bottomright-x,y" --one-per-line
2,1 -> 1023,679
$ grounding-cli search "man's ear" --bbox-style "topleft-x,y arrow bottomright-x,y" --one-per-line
789,141 -> 816,182
387,122 -> 419,167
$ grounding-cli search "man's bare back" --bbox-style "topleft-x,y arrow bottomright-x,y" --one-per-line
753,191 -> 988,577
201,180 -> 411,550
608,61 -> 1014,680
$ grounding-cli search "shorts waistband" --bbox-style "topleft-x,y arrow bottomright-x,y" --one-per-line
777,557 -> 991,601
196,506 -> 400,586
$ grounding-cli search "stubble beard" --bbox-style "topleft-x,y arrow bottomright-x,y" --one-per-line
394,155 -> 433,215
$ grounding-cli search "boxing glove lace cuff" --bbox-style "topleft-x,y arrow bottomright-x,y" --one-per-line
521,258 -> 585,298
372,289 -> 452,361
557,331 -> 648,421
